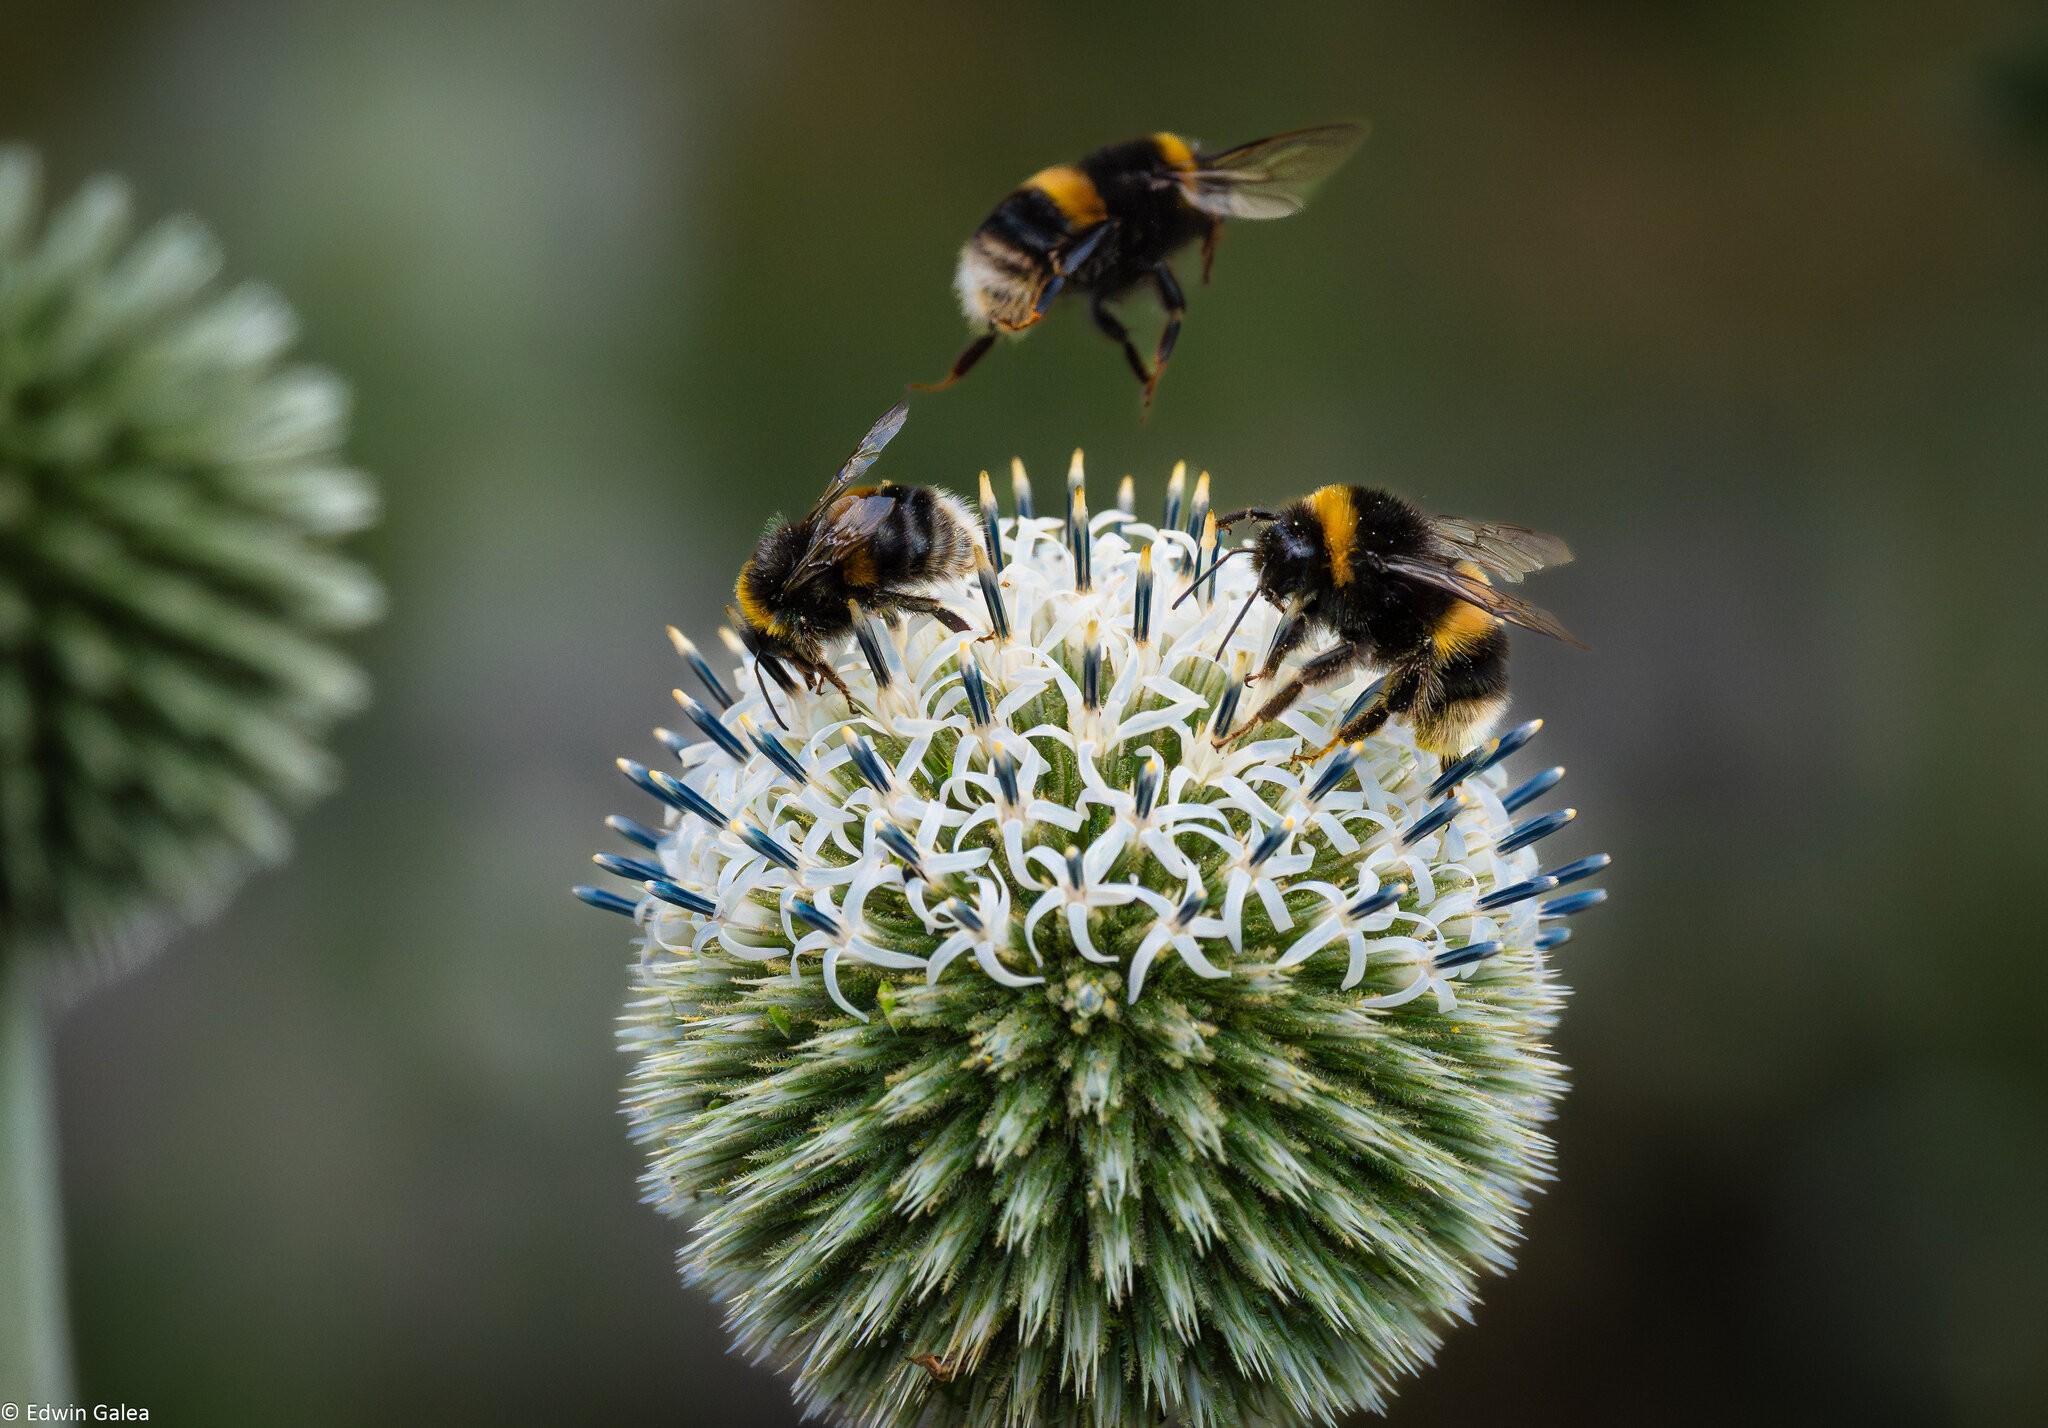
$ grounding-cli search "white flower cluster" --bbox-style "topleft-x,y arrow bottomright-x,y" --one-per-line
588,457 -> 1595,1021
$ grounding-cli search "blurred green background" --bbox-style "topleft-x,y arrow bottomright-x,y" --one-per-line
7,0 -> 2048,1422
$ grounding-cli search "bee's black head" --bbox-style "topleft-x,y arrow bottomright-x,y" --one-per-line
734,522 -> 818,658
1253,507 -> 1329,597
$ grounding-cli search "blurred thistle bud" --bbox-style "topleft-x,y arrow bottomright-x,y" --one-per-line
0,147 -> 380,984
589,457 -> 1605,1426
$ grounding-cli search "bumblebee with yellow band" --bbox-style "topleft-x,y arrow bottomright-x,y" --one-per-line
1211,485 -> 1585,763
730,400 -> 976,724
920,122 -> 1366,406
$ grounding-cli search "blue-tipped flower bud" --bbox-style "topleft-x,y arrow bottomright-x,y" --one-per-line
573,885 -> 640,917
676,691 -> 746,761
1540,888 -> 1608,918
668,626 -> 735,710
593,852 -> 664,884
1501,764 -> 1565,813
605,815 -> 663,851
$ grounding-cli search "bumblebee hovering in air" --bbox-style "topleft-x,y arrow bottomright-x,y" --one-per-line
918,122 -> 1367,407
731,401 -> 976,719
1212,486 -> 1581,760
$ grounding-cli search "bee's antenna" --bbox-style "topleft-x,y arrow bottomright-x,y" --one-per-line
1169,547 -> 1248,609
755,659 -> 789,730
1214,587 -> 1261,655
1213,508 -> 1278,530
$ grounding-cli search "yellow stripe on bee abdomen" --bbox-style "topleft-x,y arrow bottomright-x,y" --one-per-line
1023,165 -> 1108,226
1152,132 -> 1196,171
1306,485 -> 1358,586
1431,562 -> 1499,655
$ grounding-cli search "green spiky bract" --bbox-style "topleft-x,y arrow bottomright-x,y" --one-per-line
0,146 -> 379,980
604,463 -> 1593,1426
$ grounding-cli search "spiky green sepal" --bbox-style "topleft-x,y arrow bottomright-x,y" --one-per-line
0,147 -> 378,978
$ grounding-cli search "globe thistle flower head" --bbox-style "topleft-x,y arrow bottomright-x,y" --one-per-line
592,457 -> 1606,1427
0,147 -> 379,981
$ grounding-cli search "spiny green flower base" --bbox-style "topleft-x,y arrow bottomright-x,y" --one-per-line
635,943 -> 1562,1426
607,475 -> 1585,1426
0,146 -> 378,978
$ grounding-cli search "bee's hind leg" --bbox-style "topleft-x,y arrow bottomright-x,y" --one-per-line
1251,600 -> 1313,687
1090,297 -> 1155,394
912,331 -> 997,393
1143,263 -> 1186,408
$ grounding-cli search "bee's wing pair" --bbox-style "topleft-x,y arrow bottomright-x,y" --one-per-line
1178,122 -> 1370,221
817,400 -> 910,506
1387,520 -> 1586,647
1429,518 -> 1573,583
781,400 -> 914,597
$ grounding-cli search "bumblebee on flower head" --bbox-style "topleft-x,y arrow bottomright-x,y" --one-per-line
919,122 -> 1367,407
1210,485 -> 1583,762
731,402 -> 975,721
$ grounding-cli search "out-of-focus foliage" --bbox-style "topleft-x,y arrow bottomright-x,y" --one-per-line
0,146 -> 377,984
5,0 -> 2045,1424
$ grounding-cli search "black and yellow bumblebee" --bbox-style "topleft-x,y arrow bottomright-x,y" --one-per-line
919,123 -> 1366,406
1213,486 -> 1581,759
731,401 -> 976,717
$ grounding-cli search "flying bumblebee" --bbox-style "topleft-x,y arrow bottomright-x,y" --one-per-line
732,401 -> 976,718
918,122 -> 1367,406
1211,486 -> 1581,759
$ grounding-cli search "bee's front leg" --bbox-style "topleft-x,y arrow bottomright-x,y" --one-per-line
814,661 -> 855,704
1225,641 -> 1367,748
1250,600 -> 1312,687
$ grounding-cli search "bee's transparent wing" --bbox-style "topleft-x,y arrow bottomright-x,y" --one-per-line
1428,517 -> 1573,583
820,400 -> 910,504
1178,122 -> 1368,220
782,492 -> 900,596
1382,554 -> 1585,647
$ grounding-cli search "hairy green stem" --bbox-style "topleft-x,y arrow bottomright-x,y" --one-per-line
0,957 -> 73,1401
